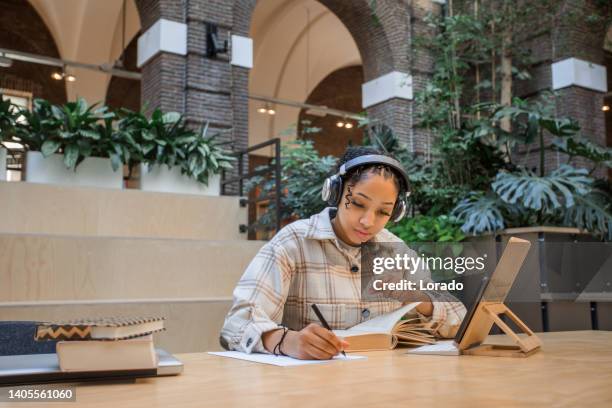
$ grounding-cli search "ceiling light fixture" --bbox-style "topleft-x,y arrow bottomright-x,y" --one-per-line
51,67 -> 76,82
344,122 -> 354,129
257,103 -> 276,115
336,121 -> 345,127
603,105 -> 611,112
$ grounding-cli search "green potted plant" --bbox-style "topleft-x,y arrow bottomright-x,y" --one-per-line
122,109 -> 234,195
15,98 -> 128,189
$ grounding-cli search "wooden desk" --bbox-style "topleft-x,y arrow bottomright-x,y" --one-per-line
6,331 -> 612,407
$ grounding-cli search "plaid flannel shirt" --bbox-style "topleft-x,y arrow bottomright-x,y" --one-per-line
220,207 -> 467,353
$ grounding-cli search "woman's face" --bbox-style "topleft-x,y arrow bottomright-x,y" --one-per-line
333,171 -> 399,246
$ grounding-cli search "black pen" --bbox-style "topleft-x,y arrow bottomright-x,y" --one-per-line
311,303 -> 347,358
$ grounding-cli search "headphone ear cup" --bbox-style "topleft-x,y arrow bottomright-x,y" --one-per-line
392,199 -> 407,222
322,175 -> 343,207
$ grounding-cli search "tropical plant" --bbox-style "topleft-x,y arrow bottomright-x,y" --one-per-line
246,140 -> 336,230
134,110 -> 193,170
13,97 -> 134,171
181,122 -> 235,185
119,109 -> 235,184
0,96 -> 19,146
452,165 -> 612,240
551,136 -> 612,175
387,214 -> 465,243
412,4 -> 612,241
13,98 -> 60,152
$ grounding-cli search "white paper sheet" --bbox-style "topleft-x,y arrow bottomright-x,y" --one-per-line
208,351 -> 367,367
406,340 -> 460,356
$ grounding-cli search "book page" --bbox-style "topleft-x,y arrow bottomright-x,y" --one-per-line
336,302 -> 421,335
207,351 -> 367,367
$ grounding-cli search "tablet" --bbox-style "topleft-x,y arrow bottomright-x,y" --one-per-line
454,237 -> 532,349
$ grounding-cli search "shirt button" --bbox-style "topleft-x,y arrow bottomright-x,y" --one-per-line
351,265 -> 359,273
362,308 -> 370,319
246,338 -> 253,347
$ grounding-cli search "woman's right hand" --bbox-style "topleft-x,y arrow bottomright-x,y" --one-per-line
280,324 -> 349,360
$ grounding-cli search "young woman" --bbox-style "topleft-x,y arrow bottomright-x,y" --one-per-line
220,146 -> 466,360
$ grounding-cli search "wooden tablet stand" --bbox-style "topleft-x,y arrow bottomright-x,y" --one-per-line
459,301 -> 542,358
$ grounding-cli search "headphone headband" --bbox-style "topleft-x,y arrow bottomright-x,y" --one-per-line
337,154 -> 409,191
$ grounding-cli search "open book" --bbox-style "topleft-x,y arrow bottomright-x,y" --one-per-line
333,302 -> 438,352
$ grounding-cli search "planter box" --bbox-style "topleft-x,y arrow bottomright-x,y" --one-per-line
0,147 -> 6,181
139,163 -> 221,196
25,151 -> 123,189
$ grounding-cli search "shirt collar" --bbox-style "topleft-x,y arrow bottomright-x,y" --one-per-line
305,207 -> 338,241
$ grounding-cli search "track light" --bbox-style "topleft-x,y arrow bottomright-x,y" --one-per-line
336,118 -> 353,129
257,103 -> 276,115
51,67 -> 76,82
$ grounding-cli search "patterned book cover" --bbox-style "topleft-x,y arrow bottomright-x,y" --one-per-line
35,317 -> 166,341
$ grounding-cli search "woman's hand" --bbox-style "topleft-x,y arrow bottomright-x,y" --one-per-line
263,324 -> 349,360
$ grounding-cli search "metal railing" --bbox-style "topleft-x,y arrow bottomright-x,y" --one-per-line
221,138 -> 282,236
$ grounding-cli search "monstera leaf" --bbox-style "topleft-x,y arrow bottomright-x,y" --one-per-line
563,186 -> 612,241
552,137 -> 612,170
452,192 -> 512,235
492,165 -> 592,213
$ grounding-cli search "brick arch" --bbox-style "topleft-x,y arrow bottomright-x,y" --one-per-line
233,0 -> 399,80
232,0 -> 421,152
0,0 -> 66,104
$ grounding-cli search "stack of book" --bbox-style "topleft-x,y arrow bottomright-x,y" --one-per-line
35,317 -> 165,372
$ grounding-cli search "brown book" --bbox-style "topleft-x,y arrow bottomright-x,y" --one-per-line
36,317 -> 165,341
56,334 -> 158,372
333,303 -> 437,352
